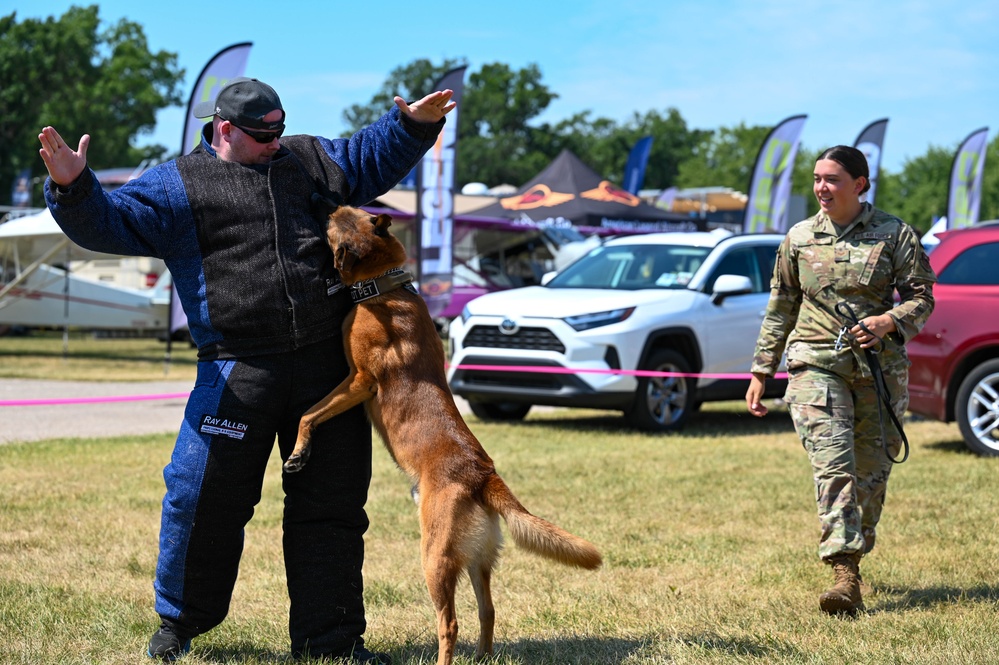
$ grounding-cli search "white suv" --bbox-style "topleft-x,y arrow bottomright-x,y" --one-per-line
447,231 -> 788,431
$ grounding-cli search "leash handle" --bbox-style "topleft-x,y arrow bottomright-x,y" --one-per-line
833,301 -> 909,464
834,302 -> 884,354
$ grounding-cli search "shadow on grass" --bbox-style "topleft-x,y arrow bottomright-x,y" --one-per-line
673,631 -> 807,660
412,636 -> 645,664
872,583 -> 999,613
196,641 -> 289,663
921,438 -> 976,455
395,632 -> 803,664
193,632 -> 806,663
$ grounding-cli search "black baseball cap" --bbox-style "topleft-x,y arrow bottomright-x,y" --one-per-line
192,77 -> 285,130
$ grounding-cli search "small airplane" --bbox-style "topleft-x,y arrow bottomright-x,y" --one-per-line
0,163 -> 172,333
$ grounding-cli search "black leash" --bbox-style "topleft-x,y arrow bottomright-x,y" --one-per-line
834,302 -> 909,464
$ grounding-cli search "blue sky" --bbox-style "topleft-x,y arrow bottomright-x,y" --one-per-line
9,0 -> 999,179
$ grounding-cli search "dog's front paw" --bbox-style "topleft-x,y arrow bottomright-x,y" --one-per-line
283,448 -> 311,473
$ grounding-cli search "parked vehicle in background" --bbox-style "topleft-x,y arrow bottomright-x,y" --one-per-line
907,221 -> 999,456
447,231 -> 787,432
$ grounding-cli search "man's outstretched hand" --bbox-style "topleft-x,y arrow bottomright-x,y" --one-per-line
38,126 -> 89,187
394,89 -> 456,124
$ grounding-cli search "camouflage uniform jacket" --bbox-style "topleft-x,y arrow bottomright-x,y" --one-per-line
751,203 -> 936,379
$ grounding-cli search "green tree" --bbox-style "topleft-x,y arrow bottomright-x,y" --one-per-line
341,57 -> 466,133
675,123 -> 771,192
341,59 -> 557,188
542,108 -> 709,191
525,110 -> 618,182
457,62 -> 558,187
346,58 -> 711,193
0,6 -> 184,206
876,145 -> 952,233
875,136 -> 999,232
627,109 -> 712,190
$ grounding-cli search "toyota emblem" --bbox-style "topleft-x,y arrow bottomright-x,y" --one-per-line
499,318 -> 519,335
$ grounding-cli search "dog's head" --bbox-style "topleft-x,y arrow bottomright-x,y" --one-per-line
326,206 -> 408,285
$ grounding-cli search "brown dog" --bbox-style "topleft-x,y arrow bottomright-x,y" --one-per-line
284,206 -> 601,665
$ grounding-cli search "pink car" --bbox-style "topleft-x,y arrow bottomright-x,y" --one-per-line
907,221 -> 999,456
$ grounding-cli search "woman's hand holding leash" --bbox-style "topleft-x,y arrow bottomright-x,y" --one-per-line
850,313 -> 897,349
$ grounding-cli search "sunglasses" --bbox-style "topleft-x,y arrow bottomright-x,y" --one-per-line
226,120 -> 284,143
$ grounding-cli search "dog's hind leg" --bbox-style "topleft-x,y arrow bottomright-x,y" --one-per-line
420,492 -> 464,665
468,561 -> 495,661
424,549 -> 461,665
468,511 -> 501,661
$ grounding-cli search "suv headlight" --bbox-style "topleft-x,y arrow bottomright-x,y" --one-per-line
563,307 -> 635,331
461,305 -> 472,324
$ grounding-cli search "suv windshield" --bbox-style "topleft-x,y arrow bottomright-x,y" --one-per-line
546,244 -> 712,290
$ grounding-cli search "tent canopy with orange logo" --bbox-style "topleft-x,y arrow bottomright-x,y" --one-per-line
469,149 -> 703,233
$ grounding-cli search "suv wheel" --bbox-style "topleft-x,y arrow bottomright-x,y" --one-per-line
468,401 -> 532,422
955,358 -> 999,456
626,349 -> 695,432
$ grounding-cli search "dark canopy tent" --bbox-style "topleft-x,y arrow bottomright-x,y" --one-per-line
470,149 -> 704,232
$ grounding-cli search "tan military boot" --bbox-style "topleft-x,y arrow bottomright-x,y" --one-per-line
819,553 -> 865,616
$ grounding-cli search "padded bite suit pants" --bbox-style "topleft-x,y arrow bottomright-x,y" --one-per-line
153,339 -> 373,656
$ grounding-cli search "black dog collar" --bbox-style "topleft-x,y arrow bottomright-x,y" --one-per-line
350,268 -> 417,303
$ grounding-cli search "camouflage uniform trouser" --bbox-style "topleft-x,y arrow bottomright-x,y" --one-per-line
784,363 -> 908,561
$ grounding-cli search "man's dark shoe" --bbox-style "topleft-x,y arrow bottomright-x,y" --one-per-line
343,646 -> 391,664
147,622 -> 192,661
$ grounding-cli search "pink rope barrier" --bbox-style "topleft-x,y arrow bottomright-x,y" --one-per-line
0,365 -> 786,407
451,364 -> 788,380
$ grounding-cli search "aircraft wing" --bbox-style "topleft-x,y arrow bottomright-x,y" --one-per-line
0,208 -> 121,264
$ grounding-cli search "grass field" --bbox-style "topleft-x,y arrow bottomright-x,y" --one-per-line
1,336 -> 998,664
0,331 -> 198,382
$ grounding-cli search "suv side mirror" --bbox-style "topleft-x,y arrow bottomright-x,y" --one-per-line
710,274 -> 754,305
541,271 -> 557,285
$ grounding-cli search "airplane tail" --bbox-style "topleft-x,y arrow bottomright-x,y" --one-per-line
147,270 -> 172,301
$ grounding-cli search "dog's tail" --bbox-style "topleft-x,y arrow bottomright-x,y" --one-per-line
483,474 -> 602,570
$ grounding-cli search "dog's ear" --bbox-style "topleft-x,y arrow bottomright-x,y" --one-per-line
334,244 -> 357,275
312,192 -> 340,220
311,177 -> 342,220
372,213 -> 392,237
